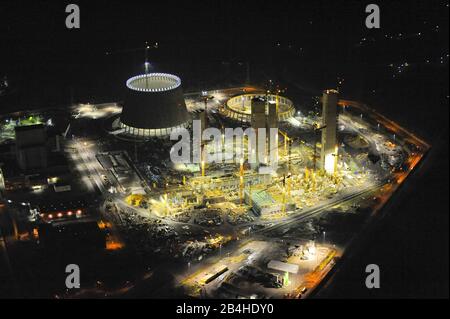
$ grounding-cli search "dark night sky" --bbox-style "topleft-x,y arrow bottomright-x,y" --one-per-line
0,0 -> 448,298
0,1 -> 447,105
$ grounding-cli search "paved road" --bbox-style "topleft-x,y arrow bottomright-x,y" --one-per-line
73,139 -> 107,194
256,181 -> 386,236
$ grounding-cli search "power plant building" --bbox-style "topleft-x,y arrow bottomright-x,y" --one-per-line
251,97 -> 267,165
250,97 -> 266,130
15,124 -> 48,170
266,101 -> 278,130
245,189 -> 281,215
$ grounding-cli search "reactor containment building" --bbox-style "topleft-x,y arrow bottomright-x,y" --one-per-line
118,73 -> 190,138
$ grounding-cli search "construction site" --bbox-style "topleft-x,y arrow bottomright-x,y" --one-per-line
0,72 -> 429,299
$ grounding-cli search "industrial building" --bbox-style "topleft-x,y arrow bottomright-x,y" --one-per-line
266,101 -> 278,130
250,97 -> 267,129
320,89 -> 338,174
245,189 -> 281,215
267,260 -> 299,274
14,124 -> 48,170
247,97 -> 280,167
118,73 -> 190,138
251,97 -> 267,165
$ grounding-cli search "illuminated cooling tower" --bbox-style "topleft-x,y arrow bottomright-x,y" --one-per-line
119,73 -> 189,138
219,93 -> 295,123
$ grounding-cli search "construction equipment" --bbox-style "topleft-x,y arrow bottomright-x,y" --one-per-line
279,130 -> 291,157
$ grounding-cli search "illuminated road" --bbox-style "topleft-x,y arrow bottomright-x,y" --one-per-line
72,138 -> 107,194
255,181 -> 386,236
338,99 -> 430,150
68,138 -> 126,252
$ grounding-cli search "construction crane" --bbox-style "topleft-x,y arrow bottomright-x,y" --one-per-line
105,41 -> 159,78
278,130 -> 291,157
281,173 -> 293,213
105,41 -> 158,57
238,158 -> 246,204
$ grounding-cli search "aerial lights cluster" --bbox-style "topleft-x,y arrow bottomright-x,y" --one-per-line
119,121 -> 189,138
126,73 -> 181,93
40,209 -> 83,220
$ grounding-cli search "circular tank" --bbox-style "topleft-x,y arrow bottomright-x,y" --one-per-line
219,93 -> 295,123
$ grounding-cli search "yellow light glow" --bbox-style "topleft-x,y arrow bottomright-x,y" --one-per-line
324,153 -> 335,174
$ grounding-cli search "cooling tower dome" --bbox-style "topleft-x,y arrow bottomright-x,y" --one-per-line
119,73 -> 190,138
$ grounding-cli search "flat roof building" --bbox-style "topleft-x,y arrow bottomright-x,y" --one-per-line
14,124 -> 47,170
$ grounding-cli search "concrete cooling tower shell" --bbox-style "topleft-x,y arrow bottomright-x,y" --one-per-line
119,73 -> 190,138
